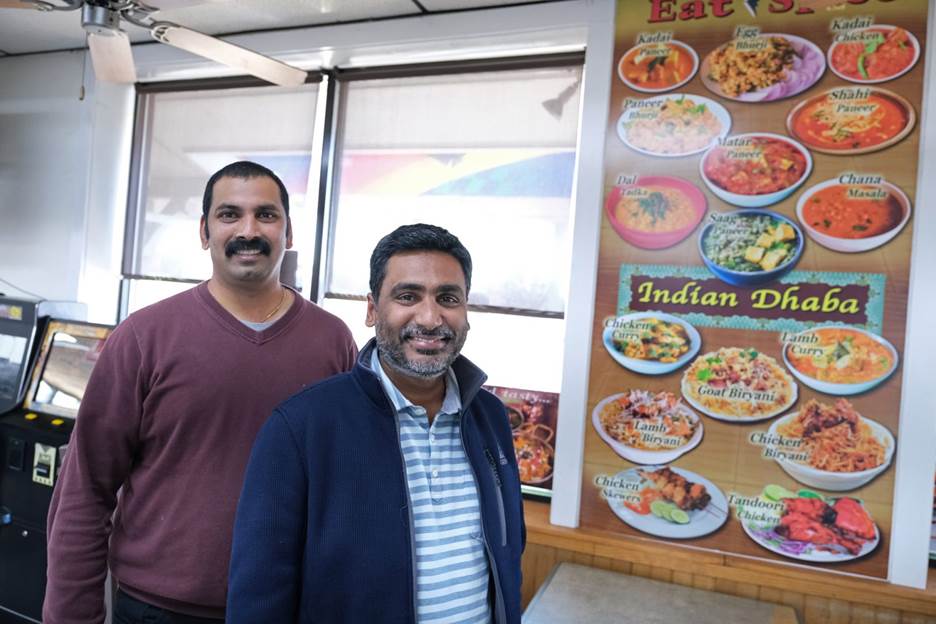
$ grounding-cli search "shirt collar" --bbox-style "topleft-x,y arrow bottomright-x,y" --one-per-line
370,349 -> 461,416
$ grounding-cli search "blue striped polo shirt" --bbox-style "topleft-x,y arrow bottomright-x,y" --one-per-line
371,350 -> 492,624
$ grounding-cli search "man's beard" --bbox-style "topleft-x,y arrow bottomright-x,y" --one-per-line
376,322 -> 467,379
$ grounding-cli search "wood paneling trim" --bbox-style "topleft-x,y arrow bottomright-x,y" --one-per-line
522,501 -> 936,623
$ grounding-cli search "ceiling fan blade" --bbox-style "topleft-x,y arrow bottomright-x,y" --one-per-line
152,23 -> 307,87
88,31 -> 137,83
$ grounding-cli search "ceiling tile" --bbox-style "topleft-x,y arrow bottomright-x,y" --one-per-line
151,0 -> 418,36
0,0 -> 419,55
418,0 -> 555,10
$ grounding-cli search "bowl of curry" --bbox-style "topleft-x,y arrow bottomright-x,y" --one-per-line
795,178 -> 911,252
605,176 -> 707,249
618,40 -> 699,93
699,133 -> 812,208
827,26 -> 920,85
786,87 -> 915,155
782,326 -> 898,396
513,423 -> 554,485
602,312 -> 701,375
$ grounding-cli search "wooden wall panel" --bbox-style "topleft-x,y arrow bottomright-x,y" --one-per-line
521,502 -> 936,624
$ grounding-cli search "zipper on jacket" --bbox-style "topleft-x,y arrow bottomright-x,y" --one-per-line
370,358 -> 420,624
484,448 -> 508,548
462,414 -> 508,624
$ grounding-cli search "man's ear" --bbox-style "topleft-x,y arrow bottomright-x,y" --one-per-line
285,216 -> 293,249
200,216 -> 209,249
365,293 -> 377,327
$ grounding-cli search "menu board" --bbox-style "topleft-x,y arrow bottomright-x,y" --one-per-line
485,385 -> 559,498
581,0 -> 928,579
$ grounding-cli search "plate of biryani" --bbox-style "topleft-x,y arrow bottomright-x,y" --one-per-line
606,466 -> 728,539
782,326 -> 898,395
592,390 -> 703,465
701,33 -> 825,102
740,485 -> 879,562
616,93 -> 731,157
618,40 -> 699,92
767,399 -> 894,491
602,312 -> 701,375
681,347 -> 797,422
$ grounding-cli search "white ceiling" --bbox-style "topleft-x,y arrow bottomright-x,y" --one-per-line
0,0 -> 556,56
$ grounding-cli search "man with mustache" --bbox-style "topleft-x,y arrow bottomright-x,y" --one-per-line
44,161 -> 357,624
227,224 -> 525,623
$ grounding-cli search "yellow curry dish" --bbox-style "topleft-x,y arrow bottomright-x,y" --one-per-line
603,313 -> 701,376
611,317 -> 691,363
615,186 -> 698,234
784,327 -> 897,395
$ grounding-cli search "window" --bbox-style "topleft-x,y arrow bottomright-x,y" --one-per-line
121,56 -> 583,392
322,62 -> 582,390
122,79 -> 321,312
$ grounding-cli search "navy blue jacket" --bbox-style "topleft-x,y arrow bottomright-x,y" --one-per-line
227,340 -> 525,623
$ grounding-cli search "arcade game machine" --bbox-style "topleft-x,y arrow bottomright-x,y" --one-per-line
0,303 -> 110,623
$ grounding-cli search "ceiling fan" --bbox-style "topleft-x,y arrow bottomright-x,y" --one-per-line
0,0 -> 308,86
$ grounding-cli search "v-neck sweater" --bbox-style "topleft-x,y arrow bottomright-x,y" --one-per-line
44,282 -> 357,623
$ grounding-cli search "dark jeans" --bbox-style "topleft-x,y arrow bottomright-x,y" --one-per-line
112,589 -> 224,624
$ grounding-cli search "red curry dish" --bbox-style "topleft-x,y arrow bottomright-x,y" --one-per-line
830,27 -> 917,83
788,89 -> 912,153
702,136 -> 808,196
802,184 -> 904,240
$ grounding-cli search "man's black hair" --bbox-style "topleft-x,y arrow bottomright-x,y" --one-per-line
201,161 -> 290,237
369,224 -> 472,300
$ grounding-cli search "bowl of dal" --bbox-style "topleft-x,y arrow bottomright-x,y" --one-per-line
605,176 -> 707,249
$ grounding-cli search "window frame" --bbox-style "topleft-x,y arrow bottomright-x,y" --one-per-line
320,51 -> 584,321
119,52 -> 584,322
119,73 -> 326,318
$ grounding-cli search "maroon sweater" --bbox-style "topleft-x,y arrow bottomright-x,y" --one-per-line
44,283 -> 357,623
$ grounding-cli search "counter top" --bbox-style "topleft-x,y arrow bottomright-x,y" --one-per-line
523,500 -> 936,618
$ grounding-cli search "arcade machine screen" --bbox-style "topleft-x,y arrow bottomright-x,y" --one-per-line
29,329 -> 106,417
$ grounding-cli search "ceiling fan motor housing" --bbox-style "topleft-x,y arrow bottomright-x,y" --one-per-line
82,2 -> 121,36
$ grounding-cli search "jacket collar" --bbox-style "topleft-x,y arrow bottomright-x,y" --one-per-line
353,338 -> 488,414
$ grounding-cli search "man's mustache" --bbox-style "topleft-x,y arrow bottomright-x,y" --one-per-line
401,324 -> 455,341
225,237 -> 272,258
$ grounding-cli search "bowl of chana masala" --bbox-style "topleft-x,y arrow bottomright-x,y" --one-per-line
605,176 -> 707,249
796,177 -> 911,253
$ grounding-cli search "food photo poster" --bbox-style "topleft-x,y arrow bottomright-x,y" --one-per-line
486,385 -> 559,498
581,0 -> 927,578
